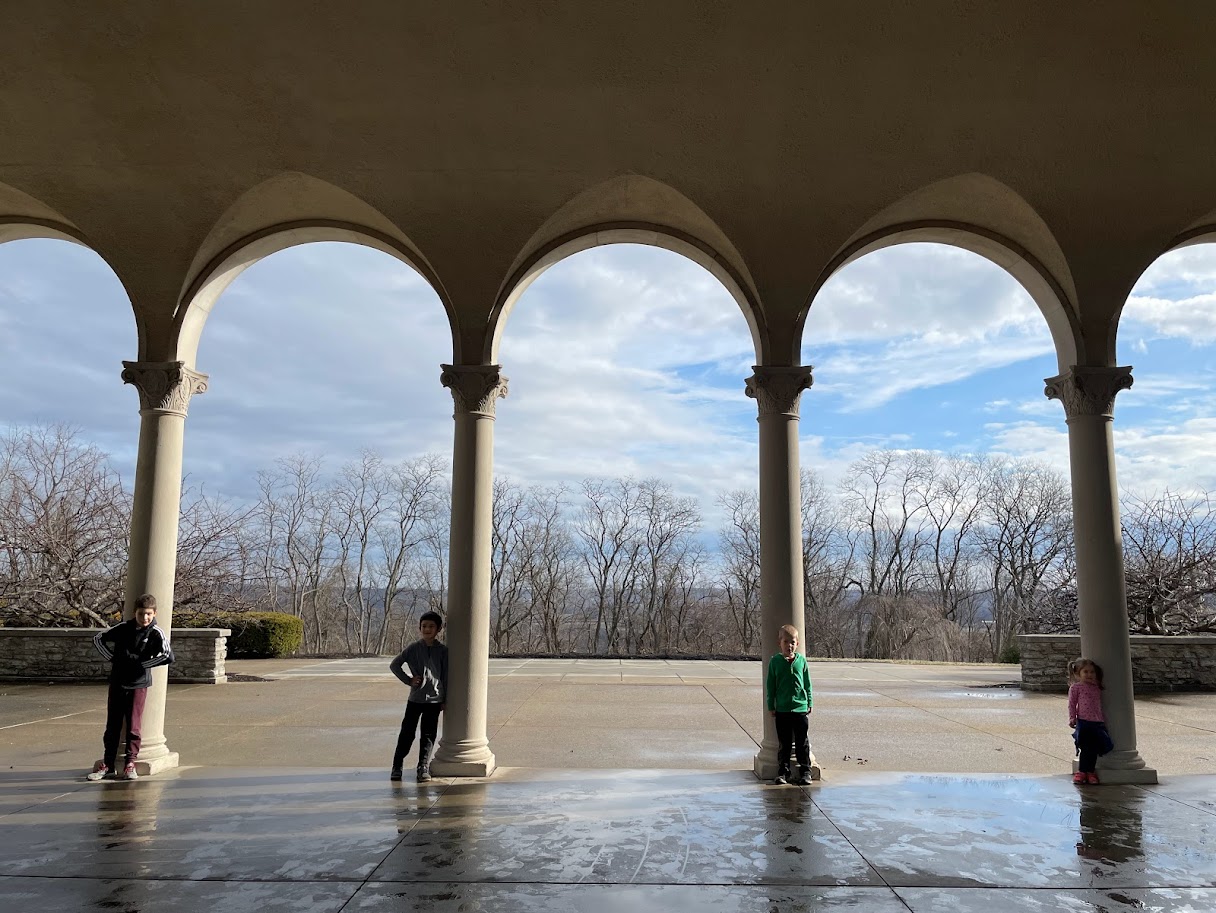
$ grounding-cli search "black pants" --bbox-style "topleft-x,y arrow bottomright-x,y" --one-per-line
1075,719 -> 1110,773
393,701 -> 441,769
775,711 -> 811,775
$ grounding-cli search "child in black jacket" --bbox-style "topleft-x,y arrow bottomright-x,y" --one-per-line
86,594 -> 174,781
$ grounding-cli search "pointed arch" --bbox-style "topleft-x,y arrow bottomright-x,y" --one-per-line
1112,212 -> 1216,363
172,173 -> 452,367
803,174 -> 1083,371
487,175 -> 766,364
0,181 -> 140,353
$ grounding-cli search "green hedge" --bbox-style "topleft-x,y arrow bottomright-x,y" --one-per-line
176,611 -> 303,658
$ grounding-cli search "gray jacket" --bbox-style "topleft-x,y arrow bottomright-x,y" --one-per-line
389,639 -> 448,704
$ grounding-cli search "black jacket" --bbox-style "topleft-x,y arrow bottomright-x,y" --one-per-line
94,620 -> 174,689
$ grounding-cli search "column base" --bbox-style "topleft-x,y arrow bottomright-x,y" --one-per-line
430,755 -> 496,778
1072,763 -> 1159,785
94,752 -> 179,777
754,748 -> 821,782
1074,750 -> 1159,785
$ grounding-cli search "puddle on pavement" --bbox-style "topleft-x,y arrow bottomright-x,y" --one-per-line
947,690 -> 1025,700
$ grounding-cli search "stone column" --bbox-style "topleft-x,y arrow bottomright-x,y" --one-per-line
746,365 -> 820,780
431,364 -> 507,778
1045,365 -> 1156,784
120,360 -> 208,774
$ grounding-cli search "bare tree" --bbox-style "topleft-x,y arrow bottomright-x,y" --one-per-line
490,478 -> 534,652
577,478 -> 645,653
173,485 -> 259,616
249,454 -> 343,652
1122,489 -> 1216,635
717,488 -> 761,653
634,478 -> 701,654
978,458 -> 1073,658
523,485 -> 579,652
801,468 -> 857,657
0,425 -> 128,626
375,455 -> 448,653
489,481 -> 580,653
918,454 -> 986,659
331,451 -> 388,653
839,451 -> 935,657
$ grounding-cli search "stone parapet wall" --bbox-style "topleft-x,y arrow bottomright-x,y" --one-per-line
1019,634 -> 1216,692
0,628 -> 230,684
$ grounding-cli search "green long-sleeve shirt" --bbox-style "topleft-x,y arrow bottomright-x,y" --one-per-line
766,652 -> 813,713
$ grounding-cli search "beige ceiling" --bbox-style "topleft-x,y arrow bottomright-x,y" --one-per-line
2,2 -> 1214,367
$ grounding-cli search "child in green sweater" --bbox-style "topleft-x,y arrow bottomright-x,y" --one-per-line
766,624 -> 813,785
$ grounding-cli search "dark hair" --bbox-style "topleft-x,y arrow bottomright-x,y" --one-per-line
419,611 -> 444,632
1072,657 -> 1104,688
135,593 -> 157,611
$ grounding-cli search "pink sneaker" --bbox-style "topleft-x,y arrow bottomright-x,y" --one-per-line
1072,771 -> 1086,784
1086,772 -> 1100,785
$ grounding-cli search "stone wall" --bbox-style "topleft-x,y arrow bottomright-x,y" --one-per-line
0,628 -> 230,684
1019,634 -> 1216,692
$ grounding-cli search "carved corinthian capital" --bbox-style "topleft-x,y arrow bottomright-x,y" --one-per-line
1044,366 -> 1133,419
440,364 -> 509,417
745,365 -> 814,417
121,361 -> 209,416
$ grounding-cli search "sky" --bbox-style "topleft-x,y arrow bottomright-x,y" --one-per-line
2,236 -> 1215,530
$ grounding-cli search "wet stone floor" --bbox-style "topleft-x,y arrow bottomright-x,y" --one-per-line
1,766 -> 1214,912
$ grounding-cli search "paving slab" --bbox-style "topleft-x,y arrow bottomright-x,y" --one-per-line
1,765 -> 1214,912
3,659 -> 1215,910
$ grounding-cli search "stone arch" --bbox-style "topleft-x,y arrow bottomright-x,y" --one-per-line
0,181 -> 141,351
1112,212 -> 1216,365
0,179 -> 86,245
486,175 -> 766,364
802,174 -> 1083,371
173,173 -> 452,367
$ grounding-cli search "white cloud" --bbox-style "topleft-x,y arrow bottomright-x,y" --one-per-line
1121,293 -> 1216,343
6,236 -> 1216,530
1112,417 -> 1216,496
983,421 -> 1070,473
804,244 -> 1048,345
802,244 -> 1054,410
1014,396 -> 1059,418
1130,244 -> 1216,296
494,246 -> 759,519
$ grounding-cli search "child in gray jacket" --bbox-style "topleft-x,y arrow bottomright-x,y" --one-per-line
388,611 -> 448,781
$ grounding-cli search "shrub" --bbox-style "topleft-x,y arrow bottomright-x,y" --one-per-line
998,643 -> 1021,664
176,611 -> 303,658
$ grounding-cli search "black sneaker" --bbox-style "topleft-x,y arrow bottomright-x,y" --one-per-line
773,773 -> 788,785
791,771 -> 811,785
416,769 -> 432,782
390,768 -> 403,781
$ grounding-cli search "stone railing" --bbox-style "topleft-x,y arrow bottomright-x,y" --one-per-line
1019,633 -> 1216,692
0,628 -> 230,684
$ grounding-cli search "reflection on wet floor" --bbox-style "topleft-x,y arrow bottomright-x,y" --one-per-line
1,766 -> 1214,911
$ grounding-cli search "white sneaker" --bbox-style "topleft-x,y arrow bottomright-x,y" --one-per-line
121,763 -> 139,781
86,762 -> 113,781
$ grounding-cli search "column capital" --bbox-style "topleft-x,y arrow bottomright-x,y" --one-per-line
1044,366 -> 1133,419
745,365 -> 814,417
441,364 -> 509,417
121,361 -> 209,417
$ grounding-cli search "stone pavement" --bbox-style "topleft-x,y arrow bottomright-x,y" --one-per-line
2,659 -> 1215,911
